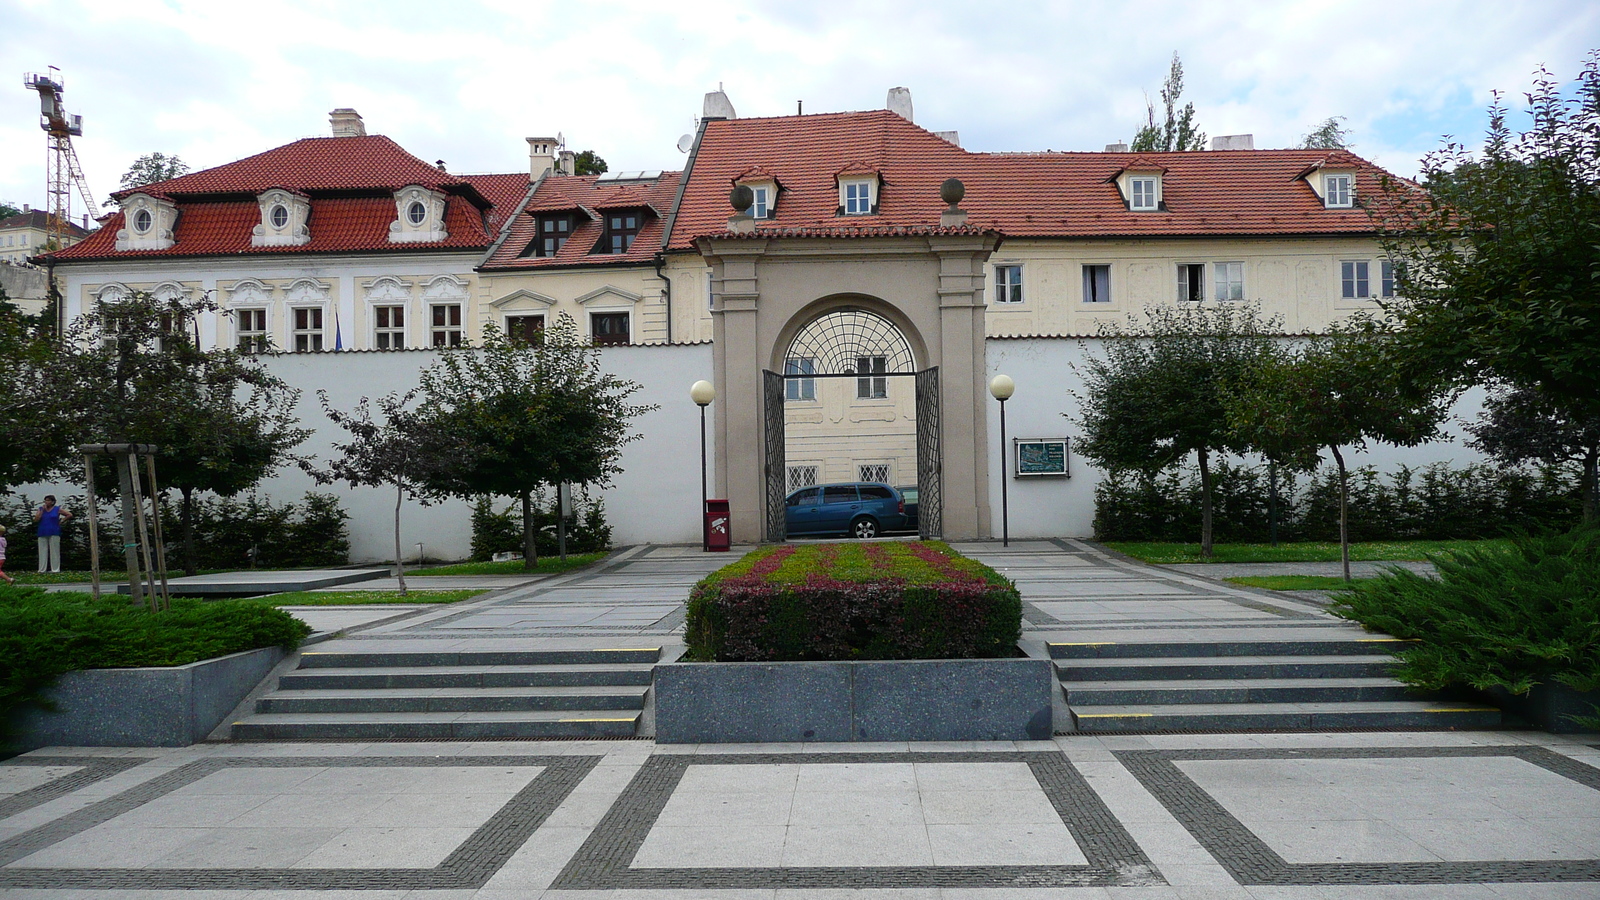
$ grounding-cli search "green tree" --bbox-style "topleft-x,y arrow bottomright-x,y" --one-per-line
1131,53 -> 1206,152
1072,304 -> 1278,557
320,390 -> 442,595
1226,328 -> 1450,580
1373,54 -> 1600,457
103,153 -> 190,207
52,291 -> 309,574
413,314 -> 654,569
1300,116 -> 1353,150
1466,382 -> 1600,524
0,288 -> 72,493
573,150 -> 608,176
0,201 -> 23,220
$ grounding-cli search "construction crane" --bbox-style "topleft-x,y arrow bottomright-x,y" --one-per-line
23,66 -> 98,250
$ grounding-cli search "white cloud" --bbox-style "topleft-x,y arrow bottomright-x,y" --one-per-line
1,0 -> 1595,212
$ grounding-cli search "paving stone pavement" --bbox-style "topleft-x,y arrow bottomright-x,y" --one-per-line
4,541 -> 1596,897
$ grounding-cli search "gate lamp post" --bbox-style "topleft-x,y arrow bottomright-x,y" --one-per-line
989,374 -> 1015,547
690,380 -> 716,550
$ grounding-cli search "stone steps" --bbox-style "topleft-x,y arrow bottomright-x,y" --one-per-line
1050,639 -> 1500,733
231,647 -> 660,741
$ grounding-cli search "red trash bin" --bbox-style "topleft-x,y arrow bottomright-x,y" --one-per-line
704,499 -> 730,552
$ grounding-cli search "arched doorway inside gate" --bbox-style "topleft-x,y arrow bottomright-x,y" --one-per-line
762,307 -> 941,542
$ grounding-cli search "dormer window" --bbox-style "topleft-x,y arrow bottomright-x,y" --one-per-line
253,189 -> 310,247
750,186 -> 770,219
389,185 -> 449,243
1130,176 -> 1159,211
604,211 -> 640,254
842,179 -> 874,215
114,193 -> 178,251
269,205 -> 288,229
406,201 -> 427,225
536,215 -> 571,256
1324,173 -> 1353,208
132,209 -> 152,233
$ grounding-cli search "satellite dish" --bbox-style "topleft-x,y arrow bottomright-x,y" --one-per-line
676,134 -> 694,153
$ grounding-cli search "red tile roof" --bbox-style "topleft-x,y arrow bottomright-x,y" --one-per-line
480,172 -> 683,271
667,111 -> 1394,250
0,209 -> 92,238
52,136 -> 529,263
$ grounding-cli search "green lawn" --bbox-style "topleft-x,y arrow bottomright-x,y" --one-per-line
260,589 -> 486,605
1104,540 -> 1508,565
409,552 -> 607,577
1225,575 -> 1374,591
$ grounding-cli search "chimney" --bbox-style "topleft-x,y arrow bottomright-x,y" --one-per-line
1104,142 -> 1129,152
935,130 -> 961,147
329,108 -> 366,137
558,149 -> 576,176
886,87 -> 913,122
527,137 -> 559,180
22,204 -> 29,212
1210,134 -> 1254,151
702,89 -> 737,120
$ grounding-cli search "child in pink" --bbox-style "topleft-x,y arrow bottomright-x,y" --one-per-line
0,525 -> 13,585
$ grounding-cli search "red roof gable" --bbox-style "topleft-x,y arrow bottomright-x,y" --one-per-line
480,172 -> 682,271
112,136 -> 471,199
668,110 -> 1394,249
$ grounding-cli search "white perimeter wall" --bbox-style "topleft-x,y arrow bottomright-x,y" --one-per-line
983,338 -> 1491,539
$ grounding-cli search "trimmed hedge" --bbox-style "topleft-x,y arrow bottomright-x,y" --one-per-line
0,584 -> 312,743
469,491 -> 613,560
685,542 -> 1022,662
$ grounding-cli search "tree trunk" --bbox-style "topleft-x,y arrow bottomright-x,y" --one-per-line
521,489 -> 539,570
1332,445 -> 1351,582
1198,447 -> 1214,558
181,486 -> 198,577
1268,460 -> 1279,547
1583,446 -> 1599,527
393,481 -> 407,597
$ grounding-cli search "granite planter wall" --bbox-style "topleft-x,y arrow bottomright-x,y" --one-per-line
1484,682 -> 1600,734
653,656 -> 1053,743
11,646 -> 286,750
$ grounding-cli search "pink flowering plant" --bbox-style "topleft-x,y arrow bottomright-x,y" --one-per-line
685,541 -> 1021,662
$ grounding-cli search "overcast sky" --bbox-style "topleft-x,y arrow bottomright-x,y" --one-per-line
2,0 -> 1597,220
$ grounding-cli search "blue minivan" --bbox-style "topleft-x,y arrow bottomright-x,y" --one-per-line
784,482 -> 906,539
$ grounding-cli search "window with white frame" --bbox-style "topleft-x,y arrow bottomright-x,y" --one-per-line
1380,259 -> 1396,298
591,311 -> 629,346
1213,262 -> 1245,301
856,356 -> 888,399
858,462 -> 891,484
749,186 -> 770,219
1082,264 -> 1111,303
1129,176 -> 1159,211
842,179 -> 874,215
1177,263 -> 1205,302
787,465 -> 819,492
430,304 -> 463,347
1324,174 -> 1353,208
292,307 -> 324,352
237,309 -> 268,354
994,265 -> 1023,303
373,305 -> 405,349
1341,260 -> 1371,299
506,314 -> 545,345
785,357 -> 817,401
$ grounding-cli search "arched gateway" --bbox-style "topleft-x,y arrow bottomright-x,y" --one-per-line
695,226 -> 999,543
763,308 -> 941,541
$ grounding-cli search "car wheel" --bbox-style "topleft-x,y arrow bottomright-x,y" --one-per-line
851,517 -> 879,540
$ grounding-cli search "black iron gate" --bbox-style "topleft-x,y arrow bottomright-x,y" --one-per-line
914,366 -> 941,539
762,369 -> 787,543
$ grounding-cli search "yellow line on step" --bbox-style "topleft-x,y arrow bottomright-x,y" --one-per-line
560,717 -> 637,723
595,648 -> 660,652
1075,713 -> 1154,718
1050,642 -> 1114,647
1426,708 -> 1496,713
1357,638 -> 1419,642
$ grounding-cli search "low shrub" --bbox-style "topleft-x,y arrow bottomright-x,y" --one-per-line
685,542 -> 1022,662
0,584 -> 312,741
470,489 -> 613,560
1328,528 -> 1600,704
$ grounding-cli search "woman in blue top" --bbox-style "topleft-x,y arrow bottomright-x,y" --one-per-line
33,495 -> 71,574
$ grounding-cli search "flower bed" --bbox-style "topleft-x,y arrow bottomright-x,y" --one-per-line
684,541 -> 1022,662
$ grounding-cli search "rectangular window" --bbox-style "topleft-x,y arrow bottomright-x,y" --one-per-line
856,355 -> 888,399
506,314 -> 545,345
373,305 -> 405,350
706,271 -> 714,309
155,312 -> 187,353
430,304 -> 463,347
1213,262 -> 1244,301
858,462 -> 891,484
750,186 -> 769,219
605,213 -> 639,254
787,465 -> 818,492
537,215 -> 570,257
236,308 -> 268,354
1325,174 -> 1353,208
784,357 -> 817,401
1380,259 -> 1396,298
1341,260 -> 1370,299
843,180 -> 873,215
592,312 -> 630,346
823,485 -> 859,504
994,265 -> 1023,303
1177,264 -> 1205,302
292,307 -> 323,353
1130,176 -> 1158,210
1082,264 -> 1111,303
